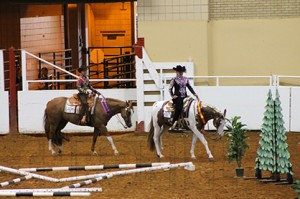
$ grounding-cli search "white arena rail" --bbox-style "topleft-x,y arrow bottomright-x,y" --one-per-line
0,50 -> 9,134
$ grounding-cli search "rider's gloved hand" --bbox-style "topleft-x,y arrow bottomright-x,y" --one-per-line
172,95 -> 178,99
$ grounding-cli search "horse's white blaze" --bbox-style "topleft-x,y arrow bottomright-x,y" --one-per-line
217,119 -> 226,136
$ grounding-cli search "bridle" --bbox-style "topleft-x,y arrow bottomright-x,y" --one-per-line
115,105 -> 133,129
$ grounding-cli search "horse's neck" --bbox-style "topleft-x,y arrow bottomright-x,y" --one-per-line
202,106 -> 220,121
106,99 -> 126,116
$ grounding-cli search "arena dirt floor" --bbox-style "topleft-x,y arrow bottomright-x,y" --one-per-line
0,131 -> 299,199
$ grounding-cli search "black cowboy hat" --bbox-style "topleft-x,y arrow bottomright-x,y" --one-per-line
78,66 -> 88,73
173,65 -> 186,72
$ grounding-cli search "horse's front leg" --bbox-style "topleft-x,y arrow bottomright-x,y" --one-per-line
100,125 -> 119,156
190,125 -> 214,160
91,127 -> 100,155
190,134 -> 197,159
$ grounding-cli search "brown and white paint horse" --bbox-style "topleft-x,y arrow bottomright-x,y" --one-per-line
148,100 -> 226,159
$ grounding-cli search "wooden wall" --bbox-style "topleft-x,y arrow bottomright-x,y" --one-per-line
20,15 -> 64,89
0,4 -> 21,49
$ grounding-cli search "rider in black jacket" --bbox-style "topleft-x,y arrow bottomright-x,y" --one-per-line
169,65 -> 198,129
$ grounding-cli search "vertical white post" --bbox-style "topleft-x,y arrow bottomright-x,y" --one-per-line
216,77 -> 219,86
0,50 -> 4,92
21,50 -> 28,91
159,67 -> 163,100
272,75 -> 278,86
269,76 -> 272,86
135,56 -> 144,124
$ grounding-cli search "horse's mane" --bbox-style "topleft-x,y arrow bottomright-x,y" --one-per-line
105,98 -> 126,107
201,102 -> 223,116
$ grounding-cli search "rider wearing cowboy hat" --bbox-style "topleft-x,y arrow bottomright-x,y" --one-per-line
169,65 -> 198,130
77,66 -> 98,125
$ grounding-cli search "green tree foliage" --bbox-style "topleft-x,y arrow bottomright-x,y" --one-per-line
274,89 -> 293,175
256,89 -> 275,172
226,116 -> 249,168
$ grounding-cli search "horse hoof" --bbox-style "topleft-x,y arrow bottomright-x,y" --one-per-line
209,157 -> 215,161
114,151 -> 119,156
157,154 -> 164,158
191,155 -> 196,159
51,152 -> 57,156
92,151 -> 98,155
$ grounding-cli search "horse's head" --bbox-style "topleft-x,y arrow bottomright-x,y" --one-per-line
212,109 -> 227,137
120,100 -> 134,128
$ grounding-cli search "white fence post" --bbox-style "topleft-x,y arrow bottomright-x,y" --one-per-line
21,50 -> 28,91
0,50 -> 4,92
135,56 -> 145,123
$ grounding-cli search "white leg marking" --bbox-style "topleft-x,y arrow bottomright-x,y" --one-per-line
106,136 -> 119,156
48,139 -> 56,155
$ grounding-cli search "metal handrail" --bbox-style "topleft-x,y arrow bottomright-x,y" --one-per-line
163,75 -> 273,87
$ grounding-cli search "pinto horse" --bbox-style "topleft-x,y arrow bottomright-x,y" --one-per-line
148,99 -> 226,159
44,95 -> 134,155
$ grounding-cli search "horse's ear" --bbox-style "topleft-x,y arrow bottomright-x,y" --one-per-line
126,100 -> 129,106
223,109 -> 227,117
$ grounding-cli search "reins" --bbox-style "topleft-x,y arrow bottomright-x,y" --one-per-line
95,92 -> 128,129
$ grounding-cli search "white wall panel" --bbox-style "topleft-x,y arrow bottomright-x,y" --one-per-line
0,91 -> 9,134
290,87 -> 300,131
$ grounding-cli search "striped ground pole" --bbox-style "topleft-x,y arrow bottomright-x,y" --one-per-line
59,162 -> 195,182
0,175 -> 32,187
61,176 -> 111,189
0,188 -> 102,193
0,192 -> 90,197
19,162 -> 170,172
0,166 -> 58,182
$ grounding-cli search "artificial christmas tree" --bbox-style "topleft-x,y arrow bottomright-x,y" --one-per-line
255,89 -> 275,177
255,89 -> 293,184
274,89 -> 293,183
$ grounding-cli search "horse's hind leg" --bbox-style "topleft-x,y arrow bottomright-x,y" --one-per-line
159,127 -> 165,151
56,120 -> 68,154
153,125 -> 164,158
48,125 -> 57,155
91,128 -> 100,155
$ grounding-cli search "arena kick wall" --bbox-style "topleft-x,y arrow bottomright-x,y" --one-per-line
0,91 -> 9,134
16,86 -> 300,134
18,89 -> 136,134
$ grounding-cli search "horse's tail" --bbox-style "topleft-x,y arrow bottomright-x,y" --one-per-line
147,117 -> 156,151
44,109 -> 50,139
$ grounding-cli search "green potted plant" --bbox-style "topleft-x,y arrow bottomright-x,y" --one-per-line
226,116 -> 249,177
291,180 -> 300,198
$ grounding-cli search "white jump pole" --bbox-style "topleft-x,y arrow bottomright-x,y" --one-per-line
59,162 -> 195,182
61,176 -> 112,189
0,175 -> 32,187
20,162 -> 170,172
0,188 -> 102,193
0,166 -> 58,182
0,192 -> 90,197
